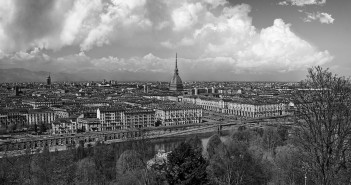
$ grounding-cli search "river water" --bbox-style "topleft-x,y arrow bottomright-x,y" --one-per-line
149,130 -> 230,156
109,130 -> 231,159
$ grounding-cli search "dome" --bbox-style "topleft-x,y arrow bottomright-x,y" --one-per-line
171,73 -> 183,85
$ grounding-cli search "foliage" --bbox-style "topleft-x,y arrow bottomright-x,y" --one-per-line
231,129 -> 255,144
185,134 -> 203,151
164,142 -> 208,185
39,123 -> 48,133
75,157 -> 97,185
31,147 -> 53,185
116,150 -> 144,175
207,140 -> 268,185
206,134 -> 222,159
273,144 -> 304,185
92,142 -> 116,182
276,125 -> 290,143
261,127 -> 282,153
8,123 -> 17,132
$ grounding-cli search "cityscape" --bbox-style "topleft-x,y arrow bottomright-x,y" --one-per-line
0,0 -> 350,185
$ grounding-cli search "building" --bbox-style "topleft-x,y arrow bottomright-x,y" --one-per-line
97,107 -> 156,130
50,107 -> 69,119
121,109 -> 155,129
154,104 -> 202,126
24,108 -> 55,126
97,107 -> 124,131
184,96 -> 287,118
78,118 -> 101,132
52,118 -> 77,135
195,97 -> 224,112
169,53 -> 183,91
0,110 -> 27,129
22,99 -> 63,109
224,101 -> 287,118
47,74 -> 51,85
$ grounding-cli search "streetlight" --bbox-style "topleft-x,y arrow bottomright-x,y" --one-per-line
302,162 -> 308,185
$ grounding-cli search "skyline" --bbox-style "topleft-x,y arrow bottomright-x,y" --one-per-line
0,0 -> 350,82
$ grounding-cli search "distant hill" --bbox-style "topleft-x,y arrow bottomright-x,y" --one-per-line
0,68 -> 84,83
0,68 -> 170,83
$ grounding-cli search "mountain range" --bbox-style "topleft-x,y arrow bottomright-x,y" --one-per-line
0,68 -> 170,83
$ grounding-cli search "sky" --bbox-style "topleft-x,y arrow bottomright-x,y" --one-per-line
0,0 -> 350,81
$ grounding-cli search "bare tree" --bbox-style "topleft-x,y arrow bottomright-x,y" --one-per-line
293,66 -> 351,185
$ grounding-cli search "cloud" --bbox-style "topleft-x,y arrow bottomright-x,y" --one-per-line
0,0 -> 152,52
278,0 -> 326,6
172,2 -> 204,31
303,12 -> 334,24
160,4 -> 332,72
0,0 -> 333,80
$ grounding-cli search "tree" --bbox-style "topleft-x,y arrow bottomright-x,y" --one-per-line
8,123 -> 17,132
75,158 -> 97,185
39,123 -> 47,133
273,144 -> 304,185
185,135 -> 203,151
116,150 -> 144,175
155,120 -> 162,127
206,134 -> 222,159
207,141 -> 268,185
50,150 -> 76,185
164,142 -> 208,185
0,153 -> 21,184
231,129 -> 254,144
261,127 -> 281,153
31,146 -> 52,185
276,125 -> 290,143
92,142 -> 116,182
293,66 -> 351,185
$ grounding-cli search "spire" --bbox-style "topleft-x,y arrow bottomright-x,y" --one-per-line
175,53 -> 178,75
176,53 -> 177,69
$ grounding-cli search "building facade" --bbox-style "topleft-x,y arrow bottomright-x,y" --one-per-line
52,118 -> 77,135
24,109 -> 55,126
22,99 -> 63,108
121,109 -> 155,129
183,96 -> 287,118
155,104 -> 202,126
97,108 -> 124,131
78,118 -> 102,132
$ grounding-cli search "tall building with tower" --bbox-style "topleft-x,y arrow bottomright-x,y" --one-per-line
47,74 -> 51,85
169,53 -> 183,91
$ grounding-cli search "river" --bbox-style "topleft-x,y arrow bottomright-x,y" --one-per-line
109,130 -> 231,159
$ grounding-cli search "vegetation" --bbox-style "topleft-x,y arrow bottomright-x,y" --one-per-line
293,66 -> 351,185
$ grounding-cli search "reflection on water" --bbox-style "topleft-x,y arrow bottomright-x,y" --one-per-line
110,131 -> 230,160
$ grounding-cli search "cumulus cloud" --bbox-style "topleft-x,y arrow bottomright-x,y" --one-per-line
0,0 -> 151,52
303,12 -> 334,24
0,0 -> 334,80
278,0 -> 326,6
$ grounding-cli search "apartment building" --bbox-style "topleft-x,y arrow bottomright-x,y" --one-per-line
97,107 -> 124,131
154,104 -> 202,126
121,109 -> 155,129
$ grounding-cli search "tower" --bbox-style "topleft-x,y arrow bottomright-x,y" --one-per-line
169,53 -> 183,91
47,74 -> 51,85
